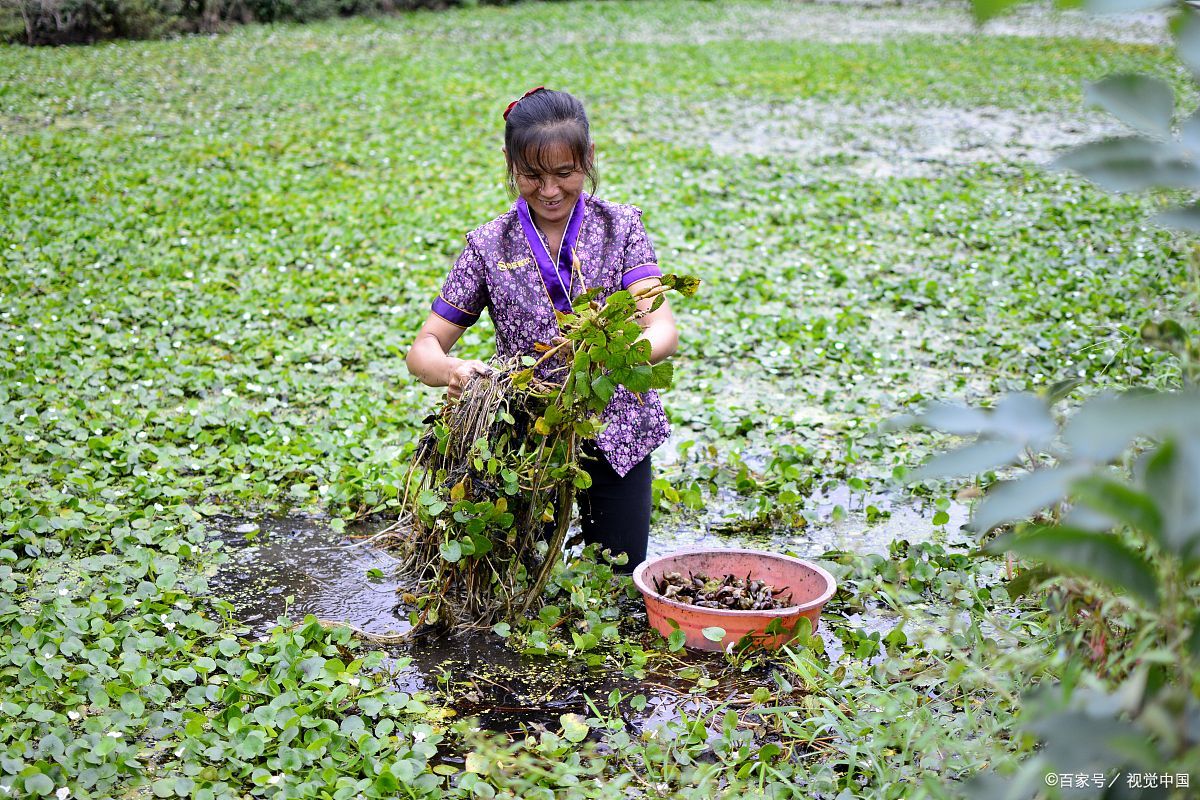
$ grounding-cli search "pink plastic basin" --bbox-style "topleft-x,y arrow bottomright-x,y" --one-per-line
633,548 -> 837,652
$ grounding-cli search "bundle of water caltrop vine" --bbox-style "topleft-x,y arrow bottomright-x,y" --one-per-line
393,272 -> 700,631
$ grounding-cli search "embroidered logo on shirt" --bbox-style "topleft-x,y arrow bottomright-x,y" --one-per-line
497,258 -> 532,271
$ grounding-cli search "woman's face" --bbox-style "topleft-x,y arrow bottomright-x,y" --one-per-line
510,140 -> 593,229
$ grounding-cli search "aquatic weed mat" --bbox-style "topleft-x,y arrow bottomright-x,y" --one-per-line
0,0 -> 1196,797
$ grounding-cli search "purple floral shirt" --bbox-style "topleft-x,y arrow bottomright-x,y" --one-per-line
432,193 -> 670,477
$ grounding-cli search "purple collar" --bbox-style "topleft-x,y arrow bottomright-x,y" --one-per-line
516,193 -> 587,314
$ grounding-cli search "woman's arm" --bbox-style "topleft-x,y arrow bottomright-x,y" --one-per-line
629,277 -> 679,364
406,313 -> 493,399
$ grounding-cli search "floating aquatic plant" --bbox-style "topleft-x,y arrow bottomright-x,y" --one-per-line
393,272 -> 700,631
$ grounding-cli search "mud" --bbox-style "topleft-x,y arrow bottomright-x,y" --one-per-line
207,509 -> 939,732
207,515 -> 797,733
608,1 -> 1169,47
629,97 -> 1125,179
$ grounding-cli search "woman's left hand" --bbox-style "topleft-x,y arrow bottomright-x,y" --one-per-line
629,278 -> 679,363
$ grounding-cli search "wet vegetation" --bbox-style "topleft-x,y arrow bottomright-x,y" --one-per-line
389,275 -> 695,630
2,0 -> 1198,797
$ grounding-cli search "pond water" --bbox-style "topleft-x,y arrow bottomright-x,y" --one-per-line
207,489 -> 965,733
207,515 -> 769,733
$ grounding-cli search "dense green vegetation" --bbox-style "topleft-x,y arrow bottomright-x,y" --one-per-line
1,0 -> 1196,797
1,0 -> 506,47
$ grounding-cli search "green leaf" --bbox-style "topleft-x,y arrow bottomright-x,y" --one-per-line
650,361 -> 673,390
468,533 -> 492,556
972,465 -> 1087,533
914,401 -> 989,434
373,772 -> 400,794
1071,476 -> 1162,543
660,273 -> 701,297
1142,439 -> 1200,565
701,626 -> 726,642
1054,137 -> 1200,193
559,713 -> 590,743
1084,74 -> 1174,138
591,375 -> 616,405
912,439 -> 1023,480
985,526 -> 1159,606
1178,9 -> 1200,82
1084,0 -> 1171,14
23,773 -> 54,796
667,629 -> 687,652
439,540 -> 462,563
970,0 -> 1026,23
1065,391 -> 1200,461
619,365 -> 654,393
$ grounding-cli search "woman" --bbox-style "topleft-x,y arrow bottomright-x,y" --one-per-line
405,88 -> 678,572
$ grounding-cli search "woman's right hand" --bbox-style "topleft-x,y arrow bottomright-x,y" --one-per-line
446,358 -> 493,400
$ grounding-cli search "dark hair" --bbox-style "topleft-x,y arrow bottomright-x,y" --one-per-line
503,89 -> 598,197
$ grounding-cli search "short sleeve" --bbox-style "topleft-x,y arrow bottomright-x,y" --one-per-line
431,241 -> 489,328
621,206 -> 662,289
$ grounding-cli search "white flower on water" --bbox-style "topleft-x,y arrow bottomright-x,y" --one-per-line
267,775 -> 281,785
164,622 -> 176,631
413,730 -> 427,742
56,788 -> 70,800
67,711 -> 81,721
106,731 -> 122,738
347,678 -> 360,688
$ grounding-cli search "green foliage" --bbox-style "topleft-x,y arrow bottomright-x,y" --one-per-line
909,389 -> 1200,795
0,0 -> 1193,796
399,274 -> 697,628
2,0 -> 530,45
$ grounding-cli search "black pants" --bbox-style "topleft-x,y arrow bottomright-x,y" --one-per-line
575,444 -> 652,573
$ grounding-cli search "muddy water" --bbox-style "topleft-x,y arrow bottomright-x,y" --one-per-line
208,486 -> 962,733
207,514 -> 791,733
627,97 -> 1125,180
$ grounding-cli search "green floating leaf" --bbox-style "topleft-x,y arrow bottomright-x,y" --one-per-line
701,626 -> 726,642
23,773 -> 54,797
559,712 -> 590,743
985,526 -> 1159,607
969,0 -> 1026,23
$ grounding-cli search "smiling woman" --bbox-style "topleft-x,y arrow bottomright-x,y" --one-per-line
405,87 -> 680,572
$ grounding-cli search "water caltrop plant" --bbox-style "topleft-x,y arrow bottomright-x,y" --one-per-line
395,272 -> 700,630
